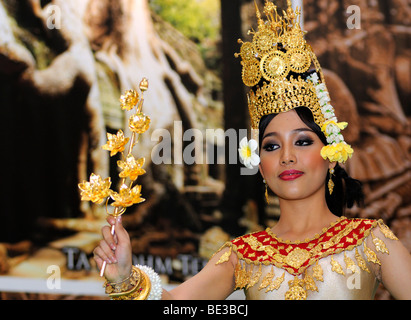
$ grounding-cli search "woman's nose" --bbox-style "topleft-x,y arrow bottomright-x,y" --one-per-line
280,145 -> 296,165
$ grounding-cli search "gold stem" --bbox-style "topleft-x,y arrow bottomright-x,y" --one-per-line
113,92 -> 145,215
98,81 -> 148,278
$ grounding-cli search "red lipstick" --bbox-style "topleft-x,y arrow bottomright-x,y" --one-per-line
279,169 -> 304,181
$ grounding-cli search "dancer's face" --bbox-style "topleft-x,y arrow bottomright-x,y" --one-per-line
259,109 -> 333,201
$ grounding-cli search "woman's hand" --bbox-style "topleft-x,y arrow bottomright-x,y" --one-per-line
93,216 -> 133,283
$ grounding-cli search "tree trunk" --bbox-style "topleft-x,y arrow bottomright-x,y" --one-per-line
220,0 -> 258,235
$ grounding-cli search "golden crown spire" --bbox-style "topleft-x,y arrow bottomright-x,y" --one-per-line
236,0 -> 322,128
236,0 -> 354,164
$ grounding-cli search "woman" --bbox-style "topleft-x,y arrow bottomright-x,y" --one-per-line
94,106 -> 411,300
93,1 -> 411,300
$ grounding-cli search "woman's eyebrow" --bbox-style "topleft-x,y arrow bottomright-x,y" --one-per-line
262,127 -> 313,141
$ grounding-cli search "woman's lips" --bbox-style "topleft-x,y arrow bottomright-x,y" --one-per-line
279,169 -> 304,181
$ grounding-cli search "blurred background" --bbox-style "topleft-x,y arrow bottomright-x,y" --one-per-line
0,0 -> 410,300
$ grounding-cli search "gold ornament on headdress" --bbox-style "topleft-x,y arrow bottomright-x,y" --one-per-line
78,78 -> 150,276
236,0 -> 353,164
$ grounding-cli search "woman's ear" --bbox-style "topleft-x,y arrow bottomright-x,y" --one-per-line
259,164 -> 264,180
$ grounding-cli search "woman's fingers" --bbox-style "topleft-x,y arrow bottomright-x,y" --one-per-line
113,217 -> 130,246
105,216 -> 130,248
94,238 -> 117,264
94,215 -> 133,282
101,225 -> 117,250
93,253 -> 105,271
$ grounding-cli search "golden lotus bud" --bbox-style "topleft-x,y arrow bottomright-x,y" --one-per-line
102,130 -> 130,156
78,173 -> 112,204
117,154 -> 146,181
139,78 -> 149,92
120,90 -> 139,111
110,184 -> 145,208
129,113 -> 151,134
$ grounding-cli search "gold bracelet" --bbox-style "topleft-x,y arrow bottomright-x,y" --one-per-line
104,266 -> 141,294
107,266 -> 151,300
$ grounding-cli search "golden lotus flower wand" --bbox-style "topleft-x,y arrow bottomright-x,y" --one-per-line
78,78 -> 151,277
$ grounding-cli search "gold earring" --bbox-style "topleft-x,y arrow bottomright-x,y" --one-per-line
263,179 -> 269,204
328,168 -> 335,195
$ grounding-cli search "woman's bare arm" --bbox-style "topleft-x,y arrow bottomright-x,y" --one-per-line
369,226 -> 411,299
164,247 -> 237,300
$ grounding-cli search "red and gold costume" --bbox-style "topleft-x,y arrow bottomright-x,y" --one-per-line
215,217 -> 398,300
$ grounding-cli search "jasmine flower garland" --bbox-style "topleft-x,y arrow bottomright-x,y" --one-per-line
307,73 -> 354,164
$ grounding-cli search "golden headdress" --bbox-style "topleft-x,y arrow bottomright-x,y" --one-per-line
236,0 -> 353,165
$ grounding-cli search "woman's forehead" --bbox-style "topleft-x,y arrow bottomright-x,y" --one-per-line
265,109 -> 309,132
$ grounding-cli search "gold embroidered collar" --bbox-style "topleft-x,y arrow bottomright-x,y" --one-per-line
214,218 -> 398,300
223,217 -> 378,276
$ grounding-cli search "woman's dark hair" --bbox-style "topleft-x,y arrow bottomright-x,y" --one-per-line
258,107 -> 364,217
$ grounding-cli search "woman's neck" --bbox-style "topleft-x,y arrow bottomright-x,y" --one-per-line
272,192 -> 339,242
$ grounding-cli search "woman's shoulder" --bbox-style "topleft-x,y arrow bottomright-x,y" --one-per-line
211,229 -> 268,265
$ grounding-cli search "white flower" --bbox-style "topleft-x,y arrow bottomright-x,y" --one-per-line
326,135 -> 335,144
316,87 -> 328,97
308,73 -> 319,84
321,105 -> 335,118
238,137 -> 260,169
326,123 -> 341,135
327,133 -> 344,144
309,75 -> 349,146
319,95 -> 330,107
316,83 -> 327,92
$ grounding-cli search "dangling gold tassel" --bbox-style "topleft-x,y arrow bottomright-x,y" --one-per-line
328,168 -> 335,195
264,180 -> 269,204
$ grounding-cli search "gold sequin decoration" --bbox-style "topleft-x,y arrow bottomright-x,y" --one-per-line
283,247 -> 311,269
281,27 -> 305,49
260,51 -> 289,80
330,255 -> 345,275
304,272 -> 318,292
242,58 -> 262,87
363,242 -> 381,265
239,41 -> 256,61
312,261 -> 324,282
253,26 -> 278,55
344,252 -> 358,273
265,272 -> 285,292
247,264 -> 262,289
378,220 -> 399,241
216,246 -> 232,265
285,276 -> 307,300
371,231 -> 389,254
259,266 -> 275,290
234,262 -> 251,290
287,48 -> 311,73
355,247 -> 370,273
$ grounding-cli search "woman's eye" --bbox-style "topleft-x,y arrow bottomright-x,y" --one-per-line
295,138 -> 314,146
263,143 -> 279,151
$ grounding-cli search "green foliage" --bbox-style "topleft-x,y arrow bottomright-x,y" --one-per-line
149,0 -> 220,44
